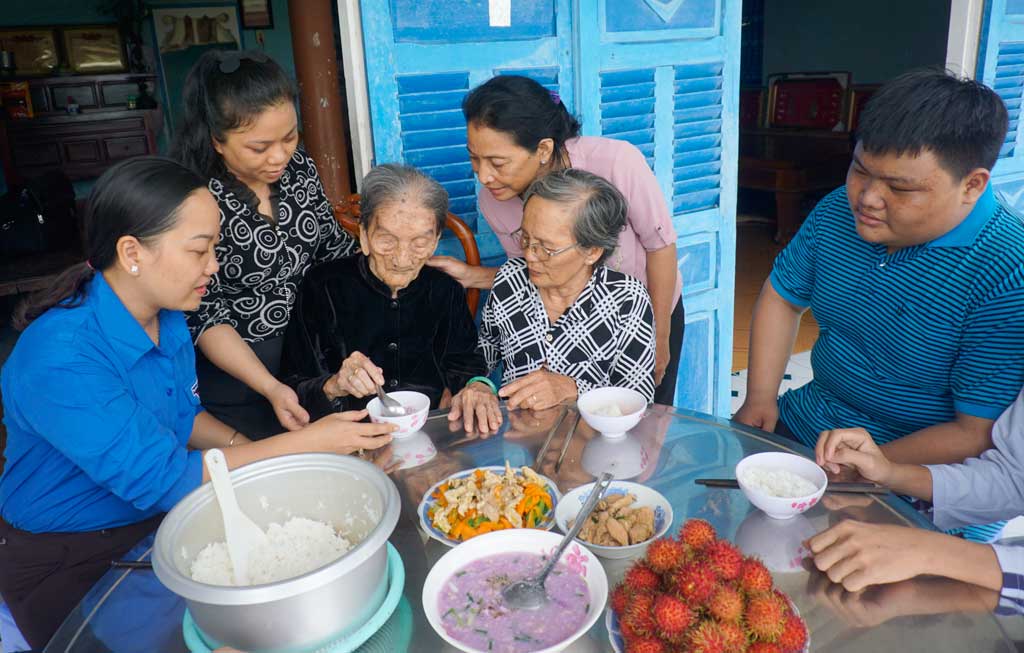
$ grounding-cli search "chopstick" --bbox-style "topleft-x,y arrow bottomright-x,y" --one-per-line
694,478 -> 889,495
111,560 -> 153,569
533,405 -> 569,471
554,412 -> 582,473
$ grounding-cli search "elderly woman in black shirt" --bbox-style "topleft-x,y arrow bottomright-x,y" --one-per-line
451,168 -> 657,431
281,164 -> 502,432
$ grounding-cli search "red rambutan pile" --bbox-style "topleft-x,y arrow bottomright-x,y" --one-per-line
615,519 -> 809,653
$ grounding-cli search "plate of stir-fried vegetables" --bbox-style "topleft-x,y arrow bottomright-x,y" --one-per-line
418,463 -> 561,546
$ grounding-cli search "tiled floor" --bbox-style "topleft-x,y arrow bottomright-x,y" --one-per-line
731,221 -> 819,415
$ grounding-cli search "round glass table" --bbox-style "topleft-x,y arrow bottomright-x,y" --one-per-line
43,405 -> 1016,653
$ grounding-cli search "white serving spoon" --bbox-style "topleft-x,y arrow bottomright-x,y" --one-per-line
204,449 -> 268,585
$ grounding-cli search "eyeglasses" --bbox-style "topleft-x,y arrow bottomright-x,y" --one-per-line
512,228 -> 579,261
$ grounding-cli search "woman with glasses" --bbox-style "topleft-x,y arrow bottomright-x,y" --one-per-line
428,75 -> 683,405
451,169 -> 656,430
170,50 -> 358,440
280,165 -> 500,433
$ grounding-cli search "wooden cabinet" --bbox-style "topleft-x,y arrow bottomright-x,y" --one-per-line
0,73 -> 161,184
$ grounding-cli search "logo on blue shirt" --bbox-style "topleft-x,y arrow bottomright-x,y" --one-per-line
191,379 -> 200,401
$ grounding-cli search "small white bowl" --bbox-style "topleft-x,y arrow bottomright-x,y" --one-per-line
555,481 -> 672,559
367,390 -> 430,439
577,387 -> 648,439
735,452 -> 827,520
422,529 -> 607,653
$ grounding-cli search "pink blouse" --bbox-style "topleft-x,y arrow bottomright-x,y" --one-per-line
477,135 -> 682,303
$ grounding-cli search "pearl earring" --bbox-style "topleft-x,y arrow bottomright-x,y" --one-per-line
541,159 -> 547,165
130,265 -> 139,274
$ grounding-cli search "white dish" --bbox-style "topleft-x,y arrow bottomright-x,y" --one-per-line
554,481 -> 672,559
423,529 -> 607,653
417,466 -> 562,547
367,390 -> 430,439
735,452 -> 827,520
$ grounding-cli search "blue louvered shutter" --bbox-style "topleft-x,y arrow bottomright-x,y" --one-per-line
576,0 -> 740,415
980,0 -> 1024,206
359,0 -> 573,265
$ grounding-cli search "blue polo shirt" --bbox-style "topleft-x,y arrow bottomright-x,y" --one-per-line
771,185 -> 1024,449
0,274 -> 204,533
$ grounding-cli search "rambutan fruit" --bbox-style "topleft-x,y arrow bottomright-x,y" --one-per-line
626,637 -> 667,653
688,619 -> 729,653
719,620 -> 749,652
624,563 -> 662,593
680,518 -> 717,551
645,537 -> 687,574
653,593 -> 694,637
610,583 -> 631,615
745,593 -> 787,642
673,562 -> 718,605
778,613 -> 808,652
748,643 -> 784,653
738,558 -> 773,596
706,540 -> 744,580
708,585 -> 745,623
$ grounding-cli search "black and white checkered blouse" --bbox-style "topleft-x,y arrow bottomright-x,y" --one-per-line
479,258 -> 657,401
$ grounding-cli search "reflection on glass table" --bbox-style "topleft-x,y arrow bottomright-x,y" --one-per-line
43,405 -> 1017,653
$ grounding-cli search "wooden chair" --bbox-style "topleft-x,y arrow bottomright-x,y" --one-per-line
333,194 -> 481,315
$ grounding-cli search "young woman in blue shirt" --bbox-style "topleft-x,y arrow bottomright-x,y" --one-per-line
0,157 -> 394,649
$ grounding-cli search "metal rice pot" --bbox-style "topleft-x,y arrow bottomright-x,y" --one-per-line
152,453 -> 400,653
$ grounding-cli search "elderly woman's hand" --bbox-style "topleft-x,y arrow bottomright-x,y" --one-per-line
449,382 -> 503,434
499,368 -> 577,411
323,351 -> 385,400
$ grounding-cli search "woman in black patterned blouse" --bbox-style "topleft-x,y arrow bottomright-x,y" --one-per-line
170,51 -> 358,439
453,168 -> 656,431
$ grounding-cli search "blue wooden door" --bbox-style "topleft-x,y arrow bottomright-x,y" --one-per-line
575,0 -> 740,415
359,0 -> 574,265
359,0 -> 740,416
979,0 -> 1024,207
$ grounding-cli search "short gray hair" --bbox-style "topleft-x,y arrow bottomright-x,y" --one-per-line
359,163 -> 449,233
522,168 -> 626,265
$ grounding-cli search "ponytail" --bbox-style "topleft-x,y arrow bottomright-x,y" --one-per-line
12,263 -> 94,331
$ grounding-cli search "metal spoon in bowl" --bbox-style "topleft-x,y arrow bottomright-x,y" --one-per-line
204,449 -> 269,585
375,384 -> 406,416
501,472 -> 614,611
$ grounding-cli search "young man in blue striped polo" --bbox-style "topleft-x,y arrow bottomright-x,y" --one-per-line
734,69 -> 1024,538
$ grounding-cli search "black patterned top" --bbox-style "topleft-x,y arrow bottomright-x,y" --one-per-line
479,258 -> 657,401
187,149 -> 358,343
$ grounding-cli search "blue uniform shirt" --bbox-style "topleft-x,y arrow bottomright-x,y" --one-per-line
0,274 -> 204,532
771,185 -> 1024,448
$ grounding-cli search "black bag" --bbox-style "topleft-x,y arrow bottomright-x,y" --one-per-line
0,171 -> 77,259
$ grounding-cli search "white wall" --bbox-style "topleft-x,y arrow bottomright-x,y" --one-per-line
762,0 -> 951,84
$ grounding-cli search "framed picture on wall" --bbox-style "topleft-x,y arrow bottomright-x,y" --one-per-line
0,28 -> 59,76
62,26 -> 126,73
150,4 -> 242,124
239,0 -> 274,29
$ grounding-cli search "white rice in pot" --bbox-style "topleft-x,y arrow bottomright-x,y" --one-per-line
740,466 -> 818,498
190,516 -> 353,586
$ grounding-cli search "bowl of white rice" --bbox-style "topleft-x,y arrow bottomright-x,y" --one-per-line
735,452 -> 827,520
577,387 -> 648,439
152,453 -> 400,652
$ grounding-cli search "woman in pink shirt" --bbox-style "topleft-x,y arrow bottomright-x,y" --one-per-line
428,75 -> 684,404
